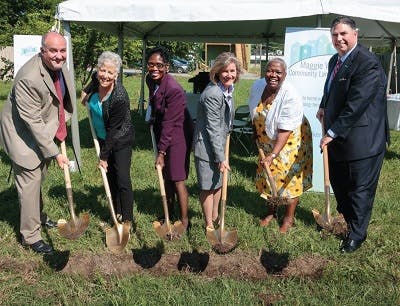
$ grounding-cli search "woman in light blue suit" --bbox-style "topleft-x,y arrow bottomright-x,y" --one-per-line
193,52 -> 242,231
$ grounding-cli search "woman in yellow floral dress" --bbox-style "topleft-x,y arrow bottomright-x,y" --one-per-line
248,58 -> 313,233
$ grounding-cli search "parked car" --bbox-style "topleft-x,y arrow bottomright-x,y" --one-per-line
170,58 -> 189,73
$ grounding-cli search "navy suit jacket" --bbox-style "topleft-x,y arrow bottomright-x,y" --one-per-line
320,44 -> 389,162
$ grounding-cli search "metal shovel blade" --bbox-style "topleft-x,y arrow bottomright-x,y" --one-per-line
153,220 -> 185,240
58,213 -> 90,240
312,209 -> 347,236
206,227 -> 238,254
105,222 -> 131,254
312,209 -> 332,229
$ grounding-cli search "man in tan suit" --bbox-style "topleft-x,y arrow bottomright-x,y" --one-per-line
0,32 -> 74,254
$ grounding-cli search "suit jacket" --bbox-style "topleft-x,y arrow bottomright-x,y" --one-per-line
0,53 -> 74,170
320,44 -> 389,162
193,82 -> 232,163
146,73 -> 192,153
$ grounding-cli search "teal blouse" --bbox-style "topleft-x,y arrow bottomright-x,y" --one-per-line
88,93 -> 106,140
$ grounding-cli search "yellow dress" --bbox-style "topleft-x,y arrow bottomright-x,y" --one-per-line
253,100 -> 313,199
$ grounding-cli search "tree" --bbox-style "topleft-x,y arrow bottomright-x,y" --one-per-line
0,0 -> 60,45
0,0 -> 202,84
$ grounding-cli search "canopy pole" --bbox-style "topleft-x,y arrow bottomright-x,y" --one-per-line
387,41 -> 395,94
62,21 -> 82,169
139,39 -> 147,115
118,23 -> 124,83
394,41 -> 398,93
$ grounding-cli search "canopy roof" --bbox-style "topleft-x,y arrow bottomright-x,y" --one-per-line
56,0 -> 400,45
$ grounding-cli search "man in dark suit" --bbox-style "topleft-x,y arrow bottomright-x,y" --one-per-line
317,16 -> 389,253
0,32 -> 73,254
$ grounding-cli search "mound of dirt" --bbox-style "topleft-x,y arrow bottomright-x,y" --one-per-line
56,249 -> 330,280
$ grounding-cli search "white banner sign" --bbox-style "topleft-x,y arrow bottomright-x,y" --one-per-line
13,35 -> 42,77
284,27 -> 336,192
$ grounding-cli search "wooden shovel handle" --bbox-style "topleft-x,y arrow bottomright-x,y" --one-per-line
321,122 -> 331,218
61,141 -> 77,221
257,146 -> 278,197
220,134 -> 231,234
221,135 -> 230,202
150,125 -> 171,225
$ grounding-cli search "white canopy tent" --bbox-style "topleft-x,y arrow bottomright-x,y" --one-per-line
56,0 -> 400,100
56,0 -> 400,43
55,0 -> 400,165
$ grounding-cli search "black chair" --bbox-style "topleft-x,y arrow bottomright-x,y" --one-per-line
231,105 -> 253,154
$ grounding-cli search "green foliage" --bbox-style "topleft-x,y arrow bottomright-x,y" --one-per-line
0,0 -> 60,45
0,0 -> 201,88
0,56 -> 13,81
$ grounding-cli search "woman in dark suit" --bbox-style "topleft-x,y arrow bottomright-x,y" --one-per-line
193,52 -> 242,231
145,46 -> 193,231
83,51 -> 134,225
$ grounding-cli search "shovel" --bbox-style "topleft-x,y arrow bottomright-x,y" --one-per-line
206,134 -> 238,253
86,104 -> 130,253
150,125 -> 185,240
57,141 -> 90,240
257,146 -> 289,207
312,125 -> 347,235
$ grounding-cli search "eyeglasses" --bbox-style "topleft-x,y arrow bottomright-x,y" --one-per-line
147,62 -> 166,69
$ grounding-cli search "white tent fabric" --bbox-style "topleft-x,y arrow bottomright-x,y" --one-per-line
56,0 -> 400,45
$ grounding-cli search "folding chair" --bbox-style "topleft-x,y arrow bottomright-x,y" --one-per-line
231,105 -> 253,154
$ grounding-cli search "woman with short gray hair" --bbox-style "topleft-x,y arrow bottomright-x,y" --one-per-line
82,51 -> 135,229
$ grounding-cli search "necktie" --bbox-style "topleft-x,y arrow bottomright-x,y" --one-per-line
331,58 -> 341,80
54,71 -> 67,141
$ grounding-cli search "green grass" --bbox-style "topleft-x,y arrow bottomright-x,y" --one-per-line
0,76 -> 399,305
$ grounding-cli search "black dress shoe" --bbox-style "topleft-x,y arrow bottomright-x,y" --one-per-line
340,238 -> 364,253
42,219 -> 58,228
28,240 -> 54,254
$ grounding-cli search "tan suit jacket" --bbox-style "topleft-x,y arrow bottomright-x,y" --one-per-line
0,54 -> 74,170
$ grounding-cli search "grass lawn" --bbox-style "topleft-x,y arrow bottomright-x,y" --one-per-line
0,75 -> 399,305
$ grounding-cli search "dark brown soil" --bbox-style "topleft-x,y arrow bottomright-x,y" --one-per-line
0,250 -> 330,281
62,249 -> 328,280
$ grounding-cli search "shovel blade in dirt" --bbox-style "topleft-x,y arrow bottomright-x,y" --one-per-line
206,227 -> 238,254
153,220 -> 186,240
106,222 -> 131,254
312,209 -> 348,236
312,209 -> 332,228
58,213 -> 90,240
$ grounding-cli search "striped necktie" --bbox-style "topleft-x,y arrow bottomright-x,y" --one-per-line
328,57 -> 341,90
331,58 -> 341,80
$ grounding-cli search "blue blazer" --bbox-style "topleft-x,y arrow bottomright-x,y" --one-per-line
320,44 -> 389,162
193,82 -> 232,163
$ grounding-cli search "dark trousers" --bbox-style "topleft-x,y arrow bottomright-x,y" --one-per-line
106,146 -> 134,222
329,151 -> 385,241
